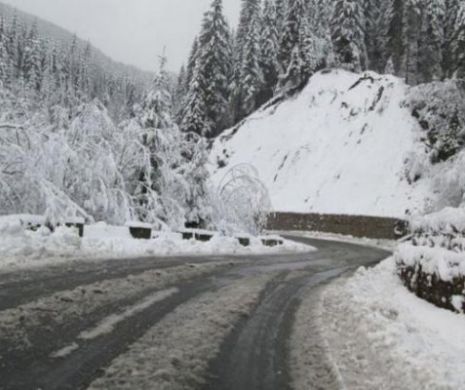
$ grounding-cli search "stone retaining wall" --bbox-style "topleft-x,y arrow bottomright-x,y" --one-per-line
266,212 -> 408,240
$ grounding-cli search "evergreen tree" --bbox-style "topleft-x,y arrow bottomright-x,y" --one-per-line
174,64 -> 187,120
236,0 -> 261,65
135,56 -> 176,222
274,0 -> 287,34
403,0 -> 422,85
196,0 -> 232,136
442,0 -> 465,78
240,10 -> 263,115
0,16 -> 8,86
387,0 -> 406,76
364,0 -> 392,72
233,0 -> 261,120
259,0 -> 280,103
278,0 -> 307,75
181,58 -> 211,136
23,22 -> 42,93
330,0 -> 367,72
184,37 -> 199,91
418,0 -> 445,83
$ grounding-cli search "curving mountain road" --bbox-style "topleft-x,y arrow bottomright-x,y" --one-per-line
0,236 -> 389,390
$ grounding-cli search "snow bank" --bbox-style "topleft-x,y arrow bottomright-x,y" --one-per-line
393,207 -> 465,313
409,207 -> 465,234
0,217 -> 312,272
211,69 -> 429,218
395,207 -> 465,280
316,258 -> 465,389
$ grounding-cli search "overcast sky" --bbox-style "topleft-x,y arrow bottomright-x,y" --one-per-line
2,0 -> 241,72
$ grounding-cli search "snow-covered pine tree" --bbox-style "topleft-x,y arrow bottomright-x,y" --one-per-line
23,22 -> 43,94
134,55 -> 176,223
363,0 -> 392,72
173,64 -> 187,121
259,0 -> 280,103
232,0 -> 261,121
278,0 -> 307,76
196,0 -> 232,136
240,9 -> 263,116
278,0 -> 313,90
0,17 -> 8,86
274,0 -> 287,34
179,132 -> 212,228
306,0 -> 336,70
184,37 -> 199,92
418,0 -> 445,83
403,0 -> 422,85
386,0 -> 406,77
181,58 -> 212,136
330,0 -> 367,72
236,0 -> 261,66
442,0 -> 465,78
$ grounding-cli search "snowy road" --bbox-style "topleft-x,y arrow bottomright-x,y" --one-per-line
0,237 -> 389,390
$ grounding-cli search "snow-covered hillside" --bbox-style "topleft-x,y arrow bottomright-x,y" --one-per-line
210,69 -> 431,218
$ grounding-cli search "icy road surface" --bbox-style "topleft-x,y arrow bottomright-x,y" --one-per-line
0,237 -> 389,390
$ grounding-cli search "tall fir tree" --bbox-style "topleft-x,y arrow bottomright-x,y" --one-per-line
135,55 -> 175,222
0,16 -> 8,86
442,0 -> 465,78
330,0 -> 367,72
196,0 -> 232,136
403,0 -> 422,85
363,0 -> 392,72
181,58 -> 211,136
23,22 -> 43,93
259,0 -> 280,103
236,0 -> 261,65
418,0 -> 445,83
240,9 -> 263,116
184,37 -> 199,92
386,0 -> 406,76
278,0 -> 307,75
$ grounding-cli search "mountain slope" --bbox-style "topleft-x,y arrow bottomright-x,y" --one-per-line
210,69 -> 431,218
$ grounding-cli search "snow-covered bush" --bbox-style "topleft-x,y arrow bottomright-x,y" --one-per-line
395,208 -> 465,313
211,164 -> 271,235
407,80 -> 465,164
0,98 -> 135,225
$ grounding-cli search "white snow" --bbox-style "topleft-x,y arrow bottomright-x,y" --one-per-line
314,258 -> 465,389
0,216 -> 313,272
210,69 -> 431,218
395,207 -> 465,282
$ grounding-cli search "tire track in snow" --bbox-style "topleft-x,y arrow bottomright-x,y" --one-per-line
0,263 -> 227,390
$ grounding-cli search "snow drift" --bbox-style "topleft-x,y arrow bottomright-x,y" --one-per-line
210,69 -> 438,218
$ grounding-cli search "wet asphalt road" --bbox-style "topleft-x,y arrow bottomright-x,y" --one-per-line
0,236 -> 390,390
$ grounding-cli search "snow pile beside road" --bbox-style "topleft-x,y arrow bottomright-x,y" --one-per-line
395,207 -> 465,312
317,258 -> 465,389
0,218 -> 311,271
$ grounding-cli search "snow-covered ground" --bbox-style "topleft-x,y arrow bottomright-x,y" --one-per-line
210,69 -> 432,218
306,257 -> 465,389
0,215 -> 312,272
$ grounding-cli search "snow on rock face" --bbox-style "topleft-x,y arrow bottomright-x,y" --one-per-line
210,69 -> 429,218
